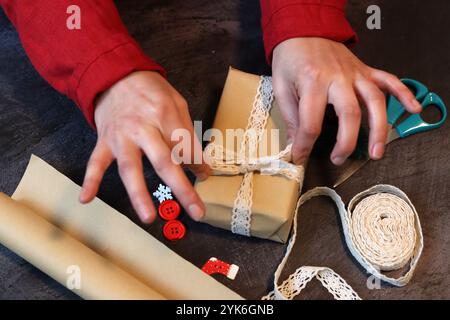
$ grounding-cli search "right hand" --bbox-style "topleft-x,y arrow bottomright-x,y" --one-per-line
272,37 -> 421,166
79,71 -> 210,223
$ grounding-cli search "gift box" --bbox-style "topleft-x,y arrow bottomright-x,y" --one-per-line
195,67 -> 305,243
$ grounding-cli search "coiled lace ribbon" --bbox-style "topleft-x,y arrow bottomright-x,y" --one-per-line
204,76 -> 304,236
263,185 -> 423,300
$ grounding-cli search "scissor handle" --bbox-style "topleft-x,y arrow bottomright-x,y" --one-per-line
395,92 -> 447,138
387,78 -> 429,125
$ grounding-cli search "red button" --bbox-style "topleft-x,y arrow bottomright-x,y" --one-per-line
163,220 -> 186,240
202,258 -> 231,276
158,200 -> 180,220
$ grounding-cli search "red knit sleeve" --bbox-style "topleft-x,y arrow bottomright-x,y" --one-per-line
260,0 -> 357,63
0,0 -> 165,128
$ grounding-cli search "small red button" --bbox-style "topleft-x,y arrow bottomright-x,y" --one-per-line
158,200 -> 181,220
163,220 -> 186,240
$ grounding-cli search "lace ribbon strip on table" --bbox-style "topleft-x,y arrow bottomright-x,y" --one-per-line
263,185 -> 424,300
204,76 -> 304,236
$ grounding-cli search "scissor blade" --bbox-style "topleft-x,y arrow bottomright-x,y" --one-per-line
333,158 -> 369,188
386,128 -> 400,144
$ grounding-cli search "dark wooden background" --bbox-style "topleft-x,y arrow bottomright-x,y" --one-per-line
0,0 -> 449,299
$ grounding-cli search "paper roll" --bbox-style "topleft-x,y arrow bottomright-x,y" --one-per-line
0,193 -> 164,299
0,155 -> 242,300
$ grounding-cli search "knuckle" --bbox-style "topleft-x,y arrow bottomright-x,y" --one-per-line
397,86 -> 412,97
286,122 -> 298,138
369,68 -> 386,82
369,67 -> 380,76
122,114 -> 144,126
391,83 -> 404,93
301,123 -> 321,138
302,65 -> 322,82
339,106 -> 361,119
135,91 -> 151,104
368,91 -> 386,107
118,159 -> 135,176
386,74 -> 401,88
333,73 -> 350,85
117,115 -> 146,136
151,100 -> 176,119
388,73 -> 400,81
176,97 -> 189,111
292,143 -> 310,161
115,119 -> 148,141
87,154 -> 101,168
292,143 -> 305,155
273,87 -> 283,101
151,103 -> 169,119
152,153 -> 173,172
272,79 -> 287,97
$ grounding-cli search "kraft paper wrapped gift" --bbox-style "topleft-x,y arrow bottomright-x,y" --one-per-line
195,68 -> 304,243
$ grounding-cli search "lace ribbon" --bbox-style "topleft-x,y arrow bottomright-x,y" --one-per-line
263,185 -> 423,300
204,76 -> 304,236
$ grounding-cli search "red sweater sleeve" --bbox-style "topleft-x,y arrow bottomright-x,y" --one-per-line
260,0 -> 357,63
0,0 -> 165,128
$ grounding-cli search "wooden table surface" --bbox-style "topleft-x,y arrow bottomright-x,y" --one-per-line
0,0 -> 449,299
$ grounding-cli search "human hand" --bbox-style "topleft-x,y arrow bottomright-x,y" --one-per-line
79,71 -> 209,223
272,37 -> 421,165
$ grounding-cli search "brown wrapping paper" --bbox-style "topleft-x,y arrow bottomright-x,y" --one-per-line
195,68 -> 303,243
0,193 -> 164,300
0,155 -> 242,300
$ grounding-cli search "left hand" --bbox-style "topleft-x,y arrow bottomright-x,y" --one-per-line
79,71 -> 209,224
272,37 -> 422,166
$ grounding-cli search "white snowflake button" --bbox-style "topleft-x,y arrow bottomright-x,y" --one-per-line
152,184 -> 173,203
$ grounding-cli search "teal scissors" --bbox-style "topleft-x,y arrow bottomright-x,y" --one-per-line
333,78 -> 447,188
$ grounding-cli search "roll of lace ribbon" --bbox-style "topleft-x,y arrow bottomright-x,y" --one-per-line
263,185 -> 424,300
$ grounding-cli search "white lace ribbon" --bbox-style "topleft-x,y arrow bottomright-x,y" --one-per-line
204,76 -> 304,236
263,266 -> 361,300
263,185 -> 423,300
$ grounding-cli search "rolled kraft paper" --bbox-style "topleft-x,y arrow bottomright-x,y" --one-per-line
195,67 -> 302,243
10,155 -> 242,300
0,193 -> 164,300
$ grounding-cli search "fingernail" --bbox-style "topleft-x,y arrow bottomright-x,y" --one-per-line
332,156 -> 346,166
138,205 -> 153,224
141,215 -> 154,224
372,142 -> 385,160
197,172 -> 209,181
189,203 -> 205,221
293,156 -> 305,165
79,189 -> 87,203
